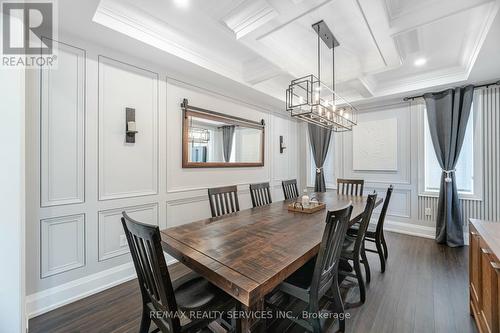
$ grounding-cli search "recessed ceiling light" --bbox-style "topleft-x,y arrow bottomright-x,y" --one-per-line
414,58 -> 427,66
173,0 -> 190,9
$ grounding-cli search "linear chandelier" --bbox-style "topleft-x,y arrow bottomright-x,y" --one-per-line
188,127 -> 210,143
286,20 -> 358,131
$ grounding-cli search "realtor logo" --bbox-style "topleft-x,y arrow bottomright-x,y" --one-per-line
1,0 -> 57,67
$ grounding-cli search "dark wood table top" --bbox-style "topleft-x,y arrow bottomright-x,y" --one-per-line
161,191 -> 383,307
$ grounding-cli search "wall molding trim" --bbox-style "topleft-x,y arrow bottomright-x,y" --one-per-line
40,40 -> 86,207
98,203 -> 159,261
98,55 -> 160,201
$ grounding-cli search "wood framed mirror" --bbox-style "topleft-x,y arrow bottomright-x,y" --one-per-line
181,99 -> 265,168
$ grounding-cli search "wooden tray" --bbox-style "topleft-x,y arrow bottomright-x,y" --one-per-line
288,202 -> 326,214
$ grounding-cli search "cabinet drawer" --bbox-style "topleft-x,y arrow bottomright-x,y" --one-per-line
480,244 -> 499,333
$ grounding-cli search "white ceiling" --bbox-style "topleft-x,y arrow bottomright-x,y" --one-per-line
60,0 -> 500,108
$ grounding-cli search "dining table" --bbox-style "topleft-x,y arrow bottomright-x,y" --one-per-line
160,191 -> 383,332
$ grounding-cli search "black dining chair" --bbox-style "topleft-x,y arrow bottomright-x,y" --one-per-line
348,185 -> 393,272
266,204 -> 354,333
249,182 -> 272,208
339,192 -> 377,305
282,179 -> 299,200
121,212 -> 236,333
208,185 -> 240,218
337,178 -> 364,196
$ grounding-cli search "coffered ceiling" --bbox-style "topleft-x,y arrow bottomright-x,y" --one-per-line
84,0 -> 500,104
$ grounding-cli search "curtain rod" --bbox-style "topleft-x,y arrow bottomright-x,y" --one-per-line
403,80 -> 500,101
181,99 -> 265,127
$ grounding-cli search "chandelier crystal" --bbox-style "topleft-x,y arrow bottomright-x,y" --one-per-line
286,20 -> 358,131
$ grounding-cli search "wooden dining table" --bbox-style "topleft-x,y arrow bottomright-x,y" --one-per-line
160,191 -> 383,332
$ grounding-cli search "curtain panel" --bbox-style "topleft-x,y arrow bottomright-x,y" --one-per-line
423,85 -> 474,247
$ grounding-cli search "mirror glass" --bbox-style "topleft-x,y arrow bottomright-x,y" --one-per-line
183,110 -> 264,167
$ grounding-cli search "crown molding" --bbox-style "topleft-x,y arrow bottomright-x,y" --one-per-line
223,0 -> 278,39
93,0 -> 242,82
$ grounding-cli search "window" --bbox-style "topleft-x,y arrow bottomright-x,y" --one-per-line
419,102 -> 482,200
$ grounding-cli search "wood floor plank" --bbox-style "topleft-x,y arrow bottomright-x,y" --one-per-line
28,233 -> 477,333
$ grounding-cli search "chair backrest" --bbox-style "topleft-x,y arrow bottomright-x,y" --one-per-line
352,192 -> 378,253
337,178 -> 364,196
121,212 -> 181,333
309,204 -> 353,307
375,185 -> 393,237
249,182 -> 272,208
282,179 -> 299,200
208,185 -> 240,218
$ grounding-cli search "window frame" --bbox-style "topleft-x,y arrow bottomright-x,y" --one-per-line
417,98 -> 483,201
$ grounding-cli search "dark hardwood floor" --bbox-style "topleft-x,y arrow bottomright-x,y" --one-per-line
29,232 -> 477,333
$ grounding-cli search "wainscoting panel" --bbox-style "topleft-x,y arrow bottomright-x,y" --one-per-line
352,117 -> 398,171
40,41 -> 85,207
98,203 -> 158,261
41,214 -> 85,278
417,87 -> 500,224
98,56 -> 159,200
367,186 -> 411,219
342,104 -> 411,185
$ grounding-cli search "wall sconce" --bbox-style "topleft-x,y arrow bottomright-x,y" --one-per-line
125,107 -> 138,143
280,135 -> 286,153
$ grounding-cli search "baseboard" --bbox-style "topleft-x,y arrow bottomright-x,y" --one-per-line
383,220 -> 435,239
26,258 -> 178,319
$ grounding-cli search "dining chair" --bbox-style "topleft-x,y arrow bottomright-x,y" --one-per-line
339,192 -> 377,305
266,204 -> 353,333
121,212 -> 236,333
249,182 -> 272,208
208,185 -> 240,218
348,185 -> 393,272
337,178 -> 364,196
282,179 -> 299,200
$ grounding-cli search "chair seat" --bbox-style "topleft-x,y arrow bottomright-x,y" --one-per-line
284,257 -> 316,290
173,272 -> 230,311
341,235 -> 357,255
348,223 -> 377,238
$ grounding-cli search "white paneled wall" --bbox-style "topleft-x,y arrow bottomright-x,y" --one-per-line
40,42 -> 85,207
40,214 -> 85,278
314,102 -> 419,231
25,38 -> 299,317
98,56 -> 159,200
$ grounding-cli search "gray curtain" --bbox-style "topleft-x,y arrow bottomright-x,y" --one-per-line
308,123 -> 332,192
221,125 -> 235,163
423,85 -> 474,247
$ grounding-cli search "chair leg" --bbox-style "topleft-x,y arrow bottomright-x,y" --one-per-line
361,246 -> 371,284
139,306 -> 151,333
331,277 -> 345,332
375,238 -> 386,273
353,258 -> 366,304
382,233 -> 388,259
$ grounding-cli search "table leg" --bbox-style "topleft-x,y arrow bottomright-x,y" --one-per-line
237,298 -> 265,333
